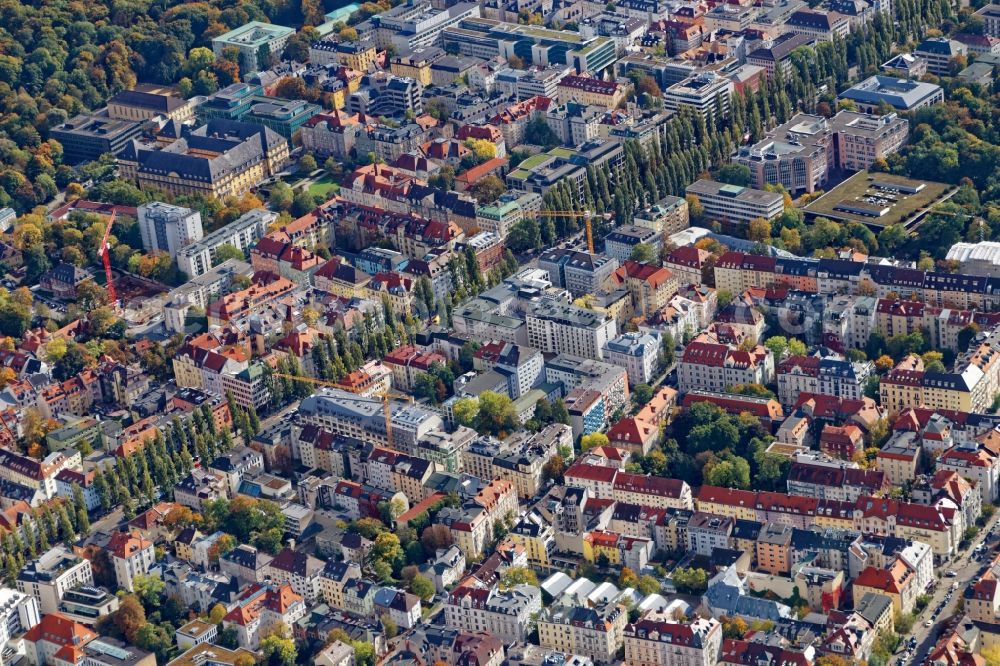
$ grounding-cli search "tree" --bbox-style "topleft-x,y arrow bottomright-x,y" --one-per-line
581,432 -> 609,451
470,175 -> 506,204
633,384 -> 654,405
748,218 -> 771,243
410,574 -> 435,600
133,574 -> 164,609
716,164 -> 753,187
453,398 -> 479,429
299,154 -> 318,174
476,391 -> 519,437
114,595 -> 146,643
260,634 -> 297,666
213,244 -> 245,265
421,524 -> 453,552
507,218 -> 542,253
500,566 -> 539,588
381,614 -> 399,639
637,575 -> 661,595
630,243 -> 655,263
542,455 -> 566,483
672,567 -> 709,594
209,602 -> 227,624
619,567 -> 640,588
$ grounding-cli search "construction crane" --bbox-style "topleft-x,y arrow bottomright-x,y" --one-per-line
100,211 -> 118,305
271,372 -> 412,450
522,210 -> 614,255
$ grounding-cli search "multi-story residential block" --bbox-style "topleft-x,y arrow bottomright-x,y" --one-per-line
445,582 -> 542,643
299,388 -> 444,453
212,21 -> 294,75
677,334 -> 774,393
787,458 -> 888,501
687,511 -> 734,556
0,588 -> 39,648
603,332 -> 661,386
222,583 -> 306,650
176,209 -> 274,278
634,196 -> 690,236
624,614 -> 722,666
557,75 -> 626,109
17,546 -> 94,615
538,601 -> 627,665
137,202 -> 204,258
108,531 -> 156,593
776,355 -> 873,406
685,180 -> 784,227
526,299 -> 618,361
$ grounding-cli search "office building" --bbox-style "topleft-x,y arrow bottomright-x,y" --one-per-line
51,113 -> 145,164
107,87 -> 194,122
685,179 -> 785,226
212,21 -> 295,75
838,76 -> 944,113
662,73 -> 733,119
375,1 -> 481,51
120,119 -> 288,199
137,202 -> 204,258
913,37 -> 968,76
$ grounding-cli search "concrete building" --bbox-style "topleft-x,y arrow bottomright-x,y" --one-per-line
17,545 -> 94,615
603,331 -> 661,386
176,209 -> 274,278
108,531 -> 156,593
526,298 -> 618,360
838,76 -> 944,113
212,21 -> 295,75
137,202 -> 204,258
662,73 -> 733,120
913,37 -> 968,76
685,180 -> 784,227
51,113 -> 145,164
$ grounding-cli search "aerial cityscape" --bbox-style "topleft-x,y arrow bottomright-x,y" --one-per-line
5,0 -> 1000,665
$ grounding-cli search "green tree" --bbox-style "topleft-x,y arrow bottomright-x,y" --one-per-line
410,574 -> 435,600
629,243 -> 655,263
260,634 -> 297,666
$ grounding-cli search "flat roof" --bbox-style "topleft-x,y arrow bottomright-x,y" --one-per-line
803,171 -> 955,229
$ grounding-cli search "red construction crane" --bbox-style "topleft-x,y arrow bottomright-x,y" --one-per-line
101,211 -> 117,305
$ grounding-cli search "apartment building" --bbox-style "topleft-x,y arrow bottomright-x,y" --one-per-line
17,546 -> 94,615
603,332 -> 661,386
538,249 -> 619,297
556,75 -> 627,109
678,336 -> 774,393
776,355 -> 873,406
526,298 -> 618,361
177,209 -> 274,278
624,614 -> 722,666
108,531 -> 156,593
685,179 -> 784,227
444,583 -> 542,643
222,583 -> 306,650
538,601 -> 627,665
137,202 -> 204,258
976,4 -> 1000,37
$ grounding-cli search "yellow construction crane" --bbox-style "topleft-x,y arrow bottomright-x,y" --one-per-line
271,372 -> 412,450
522,210 -> 614,254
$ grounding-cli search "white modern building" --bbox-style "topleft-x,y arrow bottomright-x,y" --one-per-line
17,545 -> 94,615
526,298 -> 618,361
137,202 -> 204,258
177,209 -> 274,278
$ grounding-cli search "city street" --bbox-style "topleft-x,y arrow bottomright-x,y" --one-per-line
907,511 -> 1000,665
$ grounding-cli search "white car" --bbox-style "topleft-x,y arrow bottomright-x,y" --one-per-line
924,620 -> 933,627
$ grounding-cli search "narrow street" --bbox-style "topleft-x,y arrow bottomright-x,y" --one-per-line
907,510 -> 1000,665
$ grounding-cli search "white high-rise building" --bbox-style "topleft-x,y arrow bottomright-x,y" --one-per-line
137,202 -> 204,258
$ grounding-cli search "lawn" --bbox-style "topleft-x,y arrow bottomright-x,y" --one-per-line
308,174 -> 340,199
